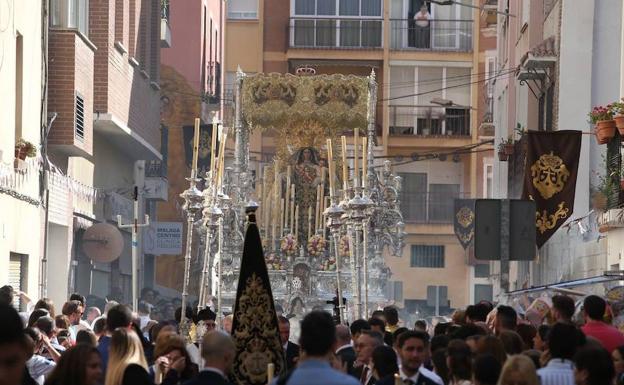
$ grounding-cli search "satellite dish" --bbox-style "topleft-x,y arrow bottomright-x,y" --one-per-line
82,223 -> 124,263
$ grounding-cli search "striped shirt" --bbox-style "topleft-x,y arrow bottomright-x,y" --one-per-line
537,359 -> 575,385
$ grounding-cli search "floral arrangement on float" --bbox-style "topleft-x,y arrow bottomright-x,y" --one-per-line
338,235 -> 350,258
319,255 -> 337,271
280,233 -> 298,256
265,252 -> 286,270
307,234 -> 327,257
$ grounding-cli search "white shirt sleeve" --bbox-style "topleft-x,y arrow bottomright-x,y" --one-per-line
27,355 -> 56,378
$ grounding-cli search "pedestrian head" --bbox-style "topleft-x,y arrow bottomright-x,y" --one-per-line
105,328 -> 147,385
92,317 -> 106,338
69,293 -> 86,308
383,306 -> 399,327
278,315 -> 290,345
62,300 -> 83,326
201,331 -> 235,374
534,324 -> 550,352
397,330 -> 430,377
552,295 -> 576,323
85,307 -> 101,324
497,355 -> 538,385
612,346 -> 624,379
548,322 -> 584,360
28,309 -> 49,328
106,304 -> 133,333
355,330 -> 384,365
335,324 -> 351,346
414,320 -> 427,332
516,324 -> 537,350
300,311 -> 337,357
34,298 -> 56,318
0,304 -> 29,385
392,327 -> 409,348
447,339 -> 472,382
473,354 -> 501,385
372,345 -> 398,380
35,316 -> 56,338
499,330 -> 523,356
44,344 -> 102,385
477,335 -> 507,366
368,317 -> 385,334
196,307 -> 217,331
371,310 -> 385,322
431,348 -> 449,385
575,346 -> 615,385
154,333 -> 193,379
0,286 -> 15,306
76,330 -> 98,347
583,296 -> 606,322
222,314 -> 233,334
495,306 -> 517,333
350,319 -> 371,343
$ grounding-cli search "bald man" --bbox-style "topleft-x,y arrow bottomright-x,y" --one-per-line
184,331 -> 235,385
335,324 -> 357,377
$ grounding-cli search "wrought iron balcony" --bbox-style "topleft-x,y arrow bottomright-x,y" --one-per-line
400,192 -> 470,224
390,19 -> 473,51
389,105 -> 471,137
289,17 -> 382,49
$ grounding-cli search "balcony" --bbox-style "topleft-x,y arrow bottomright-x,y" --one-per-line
289,17 -> 382,49
400,192 -> 470,224
144,160 -> 168,201
389,105 -> 470,137
390,19 -> 473,51
161,0 -> 171,47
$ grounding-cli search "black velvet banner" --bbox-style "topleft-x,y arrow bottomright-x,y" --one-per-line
454,199 -> 475,250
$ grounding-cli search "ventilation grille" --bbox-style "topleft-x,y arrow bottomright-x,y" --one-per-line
75,93 -> 85,141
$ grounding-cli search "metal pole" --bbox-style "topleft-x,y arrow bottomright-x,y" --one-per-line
500,199 -> 510,293
181,209 -> 194,321
217,217 -> 224,327
362,219 -> 369,318
347,224 -> 359,320
333,232 -> 345,323
355,228 -> 362,319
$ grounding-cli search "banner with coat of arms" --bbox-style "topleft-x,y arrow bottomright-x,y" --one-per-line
454,199 -> 475,250
522,130 -> 581,248
183,124 -> 217,176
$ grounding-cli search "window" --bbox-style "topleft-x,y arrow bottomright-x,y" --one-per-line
484,162 -> 493,198
15,33 -> 23,142
474,263 -> 490,278
75,93 -> 85,141
474,284 -> 493,302
399,173 -> 427,222
9,253 -> 28,311
389,281 -> 403,302
50,0 -> 89,36
426,285 -> 448,307
410,245 -> 445,268
429,184 -> 459,222
227,0 -> 258,19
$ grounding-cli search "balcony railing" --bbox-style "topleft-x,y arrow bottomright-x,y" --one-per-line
289,18 -> 382,49
390,19 -> 473,51
389,105 -> 470,137
161,0 -> 169,20
400,192 -> 470,224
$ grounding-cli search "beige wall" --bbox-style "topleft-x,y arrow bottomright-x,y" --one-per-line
0,0 -> 44,299
226,21 -> 263,72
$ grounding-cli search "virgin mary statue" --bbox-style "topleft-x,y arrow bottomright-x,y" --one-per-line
292,147 -> 322,242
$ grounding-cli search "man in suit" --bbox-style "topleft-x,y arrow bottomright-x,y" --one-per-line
279,315 -> 300,370
335,325 -> 356,376
353,330 -> 384,385
397,331 -> 443,385
270,311 -> 359,385
183,330 -> 235,385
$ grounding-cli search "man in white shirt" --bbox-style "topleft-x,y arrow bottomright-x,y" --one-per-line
537,323 -> 580,385
397,331 -> 443,385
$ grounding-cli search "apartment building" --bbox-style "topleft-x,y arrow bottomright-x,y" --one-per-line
156,0 -> 226,296
0,0 -> 45,306
44,0 -> 166,306
225,0 -> 494,317
492,0 -> 624,298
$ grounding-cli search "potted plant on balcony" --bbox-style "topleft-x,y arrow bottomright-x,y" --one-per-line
497,137 -> 514,161
612,99 -> 624,135
589,104 -> 615,144
14,139 -> 36,160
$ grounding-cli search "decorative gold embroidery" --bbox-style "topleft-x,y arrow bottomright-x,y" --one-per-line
535,202 -> 569,234
232,273 -> 285,385
530,152 -> 570,199
456,207 -> 475,228
457,229 -> 474,244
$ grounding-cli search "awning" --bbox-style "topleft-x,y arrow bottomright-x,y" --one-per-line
506,272 -> 624,296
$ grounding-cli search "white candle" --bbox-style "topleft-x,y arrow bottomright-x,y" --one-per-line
362,136 -> 368,188
326,139 -> 335,197
341,136 -> 348,192
192,118 -> 200,177
354,127 -> 359,189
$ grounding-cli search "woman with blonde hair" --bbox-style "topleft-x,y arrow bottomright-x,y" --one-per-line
105,328 -> 151,385
497,355 -> 539,385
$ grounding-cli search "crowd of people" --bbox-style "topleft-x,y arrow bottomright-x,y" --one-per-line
2,284 -> 624,385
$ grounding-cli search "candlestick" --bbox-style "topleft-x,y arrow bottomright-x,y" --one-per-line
341,136 -> 348,191
285,166 -> 291,231
210,122 -> 218,181
308,206 -> 313,240
290,186 -> 295,234
354,127 -> 359,189
267,363 -> 275,383
326,139 -> 335,197
216,133 -> 228,191
394,374 -> 401,385
295,205 -> 299,239
315,184 -> 321,232
280,198 -> 285,237
362,136 -> 368,188
191,118 -> 200,177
